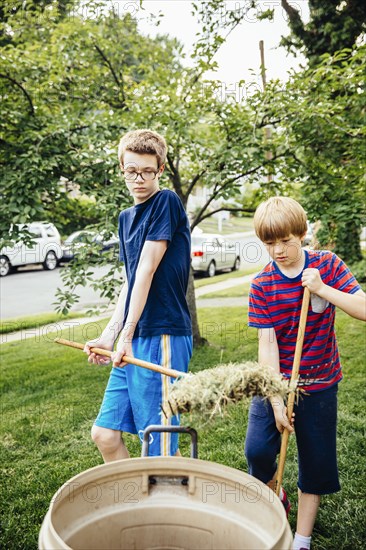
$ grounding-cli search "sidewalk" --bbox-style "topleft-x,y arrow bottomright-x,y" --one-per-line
195,272 -> 255,297
0,311 -> 114,345
197,296 -> 249,308
1,271 -> 258,344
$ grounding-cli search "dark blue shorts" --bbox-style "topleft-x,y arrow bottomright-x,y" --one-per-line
94,335 -> 192,456
244,384 -> 340,495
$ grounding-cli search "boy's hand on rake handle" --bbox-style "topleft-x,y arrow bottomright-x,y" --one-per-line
302,268 -> 325,295
112,342 -> 133,368
112,328 -> 134,367
270,396 -> 295,434
84,336 -> 114,366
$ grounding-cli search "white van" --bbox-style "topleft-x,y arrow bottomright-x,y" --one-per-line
0,222 -> 63,277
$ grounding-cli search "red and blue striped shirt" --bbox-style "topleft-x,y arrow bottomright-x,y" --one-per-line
248,250 -> 360,392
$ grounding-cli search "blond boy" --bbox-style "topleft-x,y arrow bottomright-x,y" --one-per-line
246,196 -> 365,550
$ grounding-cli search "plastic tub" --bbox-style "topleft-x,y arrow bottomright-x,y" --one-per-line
39,456 -> 292,549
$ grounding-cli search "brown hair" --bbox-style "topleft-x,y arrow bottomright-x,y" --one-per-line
118,129 -> 167,166
254,196 -> 308,242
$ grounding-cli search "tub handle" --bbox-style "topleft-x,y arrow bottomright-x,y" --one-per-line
141,425 -> 198,458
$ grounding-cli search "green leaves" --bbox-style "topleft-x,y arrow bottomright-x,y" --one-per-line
257,46 -> 366,262
2,0 -> 365,316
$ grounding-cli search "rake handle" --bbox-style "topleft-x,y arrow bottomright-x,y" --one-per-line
275,287 -> 311,496
54,338 -> 186,379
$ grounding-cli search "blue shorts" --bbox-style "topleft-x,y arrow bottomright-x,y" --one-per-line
244,384 -> 340,495
94,335 -> 192,456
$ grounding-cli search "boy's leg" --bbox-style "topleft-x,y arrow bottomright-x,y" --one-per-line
292,491 -> 320,550
91,426 -> 130,462
245,397 -> 281,485
295,385 -> 339,492
128,335 -> 192,456
296,490 -> 320,536
92,363 -> 137,462
158,335 -> 192,456
245,398 -> 293,516
293,385 -> 339,547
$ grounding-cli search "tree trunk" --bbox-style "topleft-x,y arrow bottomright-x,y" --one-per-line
186,266 -> 206,347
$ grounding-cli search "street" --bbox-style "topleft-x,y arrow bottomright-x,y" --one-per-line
0,264 -> 117,320
0,234 -> 268,320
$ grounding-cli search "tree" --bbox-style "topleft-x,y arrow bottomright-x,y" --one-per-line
232,45 -> 365,264
0,3 -> 183,235
199,0 -> 366,263
0,0 -> 74,46
43,195 -> 100,236
280,0 -> 366,64
3,1 -> 363,346
0,1 -> 187,313
1,1 -> 279,345
106,4 -> 296,344
272,47 -> 366,263
278,0 -> 366,261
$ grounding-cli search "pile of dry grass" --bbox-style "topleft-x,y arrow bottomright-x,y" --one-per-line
162,362 -> 293,418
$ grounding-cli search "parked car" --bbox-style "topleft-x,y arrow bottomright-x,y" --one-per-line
61,230 -> 119,262
0,222 -> 62,277
191,233 -> 240,277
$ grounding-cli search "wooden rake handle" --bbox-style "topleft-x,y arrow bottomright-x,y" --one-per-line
54,338 -> 186,380
275,286 -> 311,496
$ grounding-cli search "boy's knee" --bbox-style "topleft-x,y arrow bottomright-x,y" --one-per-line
245,441 -> 274,466
91,425 -> 120,451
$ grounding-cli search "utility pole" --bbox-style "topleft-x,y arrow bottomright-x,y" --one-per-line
259,40 -> 273,183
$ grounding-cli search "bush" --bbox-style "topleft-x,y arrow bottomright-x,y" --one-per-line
348,256 -> 366,283
43,196 -> 99,236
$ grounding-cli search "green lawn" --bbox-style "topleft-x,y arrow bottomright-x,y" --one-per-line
201,281 -> 252,298
197,216 -> 254,235
0,311 -> 85,335
1,308 -> 365,549
194,266 -> 262,289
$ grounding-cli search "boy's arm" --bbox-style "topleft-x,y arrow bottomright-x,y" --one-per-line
302,269 -> 366,321
112,239 -> 168,366
259,328 -> 294,434
84,275 -> 129,365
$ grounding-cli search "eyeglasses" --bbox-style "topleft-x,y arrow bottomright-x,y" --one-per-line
122,169 -> 160,182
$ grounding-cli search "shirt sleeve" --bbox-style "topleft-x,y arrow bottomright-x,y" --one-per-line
248,281 -> 274,328
118,212 -> 126,263
146,191 -> 181,243
330,253 -> 361,294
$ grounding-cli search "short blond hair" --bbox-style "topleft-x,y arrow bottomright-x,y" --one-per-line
118,129 -> 167,166
254,196 -> 307,242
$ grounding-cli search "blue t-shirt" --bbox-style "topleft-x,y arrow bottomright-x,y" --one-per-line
118,189 -> 192,338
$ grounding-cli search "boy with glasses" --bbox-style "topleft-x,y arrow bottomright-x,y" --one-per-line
85,129 -> 192,460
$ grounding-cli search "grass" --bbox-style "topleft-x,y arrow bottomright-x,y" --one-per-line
0,311 -> 86,335
194,266 -> 262,289
197,216 -> 254,235
1,308 -> 365,549
201,282 -> 252,299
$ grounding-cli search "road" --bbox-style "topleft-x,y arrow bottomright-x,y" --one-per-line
0,264 -> 117,320
0,233 -> 268,320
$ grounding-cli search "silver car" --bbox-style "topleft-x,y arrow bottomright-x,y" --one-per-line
0,222 -> 62,277
191,233 -> 240,277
